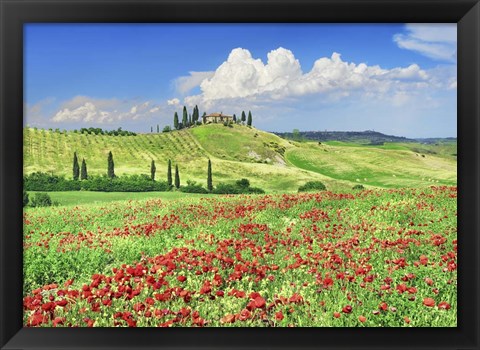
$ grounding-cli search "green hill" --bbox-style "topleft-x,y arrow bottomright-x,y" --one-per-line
23,125 -> 457,192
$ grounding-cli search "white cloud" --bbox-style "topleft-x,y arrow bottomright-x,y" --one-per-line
51,96 -> 160,124
174,71 -> 215,94
167,98 -> 180,106
184,47 -> 454,110
393,24 -> 457,62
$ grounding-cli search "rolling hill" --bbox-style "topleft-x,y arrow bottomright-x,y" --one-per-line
23,124 -> 457,192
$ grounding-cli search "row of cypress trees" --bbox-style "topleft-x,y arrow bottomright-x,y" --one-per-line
74,151 -> 214,191
72,152 -> 88,180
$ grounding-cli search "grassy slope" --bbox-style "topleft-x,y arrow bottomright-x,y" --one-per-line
24,125 -> 457,192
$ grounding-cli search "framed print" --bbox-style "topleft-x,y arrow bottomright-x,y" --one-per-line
1,0 -> 479,349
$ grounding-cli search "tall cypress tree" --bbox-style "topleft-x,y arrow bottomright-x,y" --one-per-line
182,106 -> 188,127
174,165 -> 180,189
167,159 -> 173,187
247,111 -> 252,126
81,158 -> 88,180
72,152 -> 80,180
188,114 -> 192,127
241,111 -> 246,123
174,112 -> 179,130
233,114 -> 237,123
151,126 -> 153,133
107,151 -> 115,178
157,124 -> 159,133
207,159 -> 213,191
150,160 -> 156,181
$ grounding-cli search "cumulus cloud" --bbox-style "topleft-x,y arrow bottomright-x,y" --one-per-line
51,96 -> 161,124
167,98 -> 180,106
174,71 -> 215,94
184,47 -> 454,109
393,24 -> 457,62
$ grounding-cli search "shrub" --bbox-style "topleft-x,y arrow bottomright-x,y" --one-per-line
30,192 -> 53,207
352,184 -> 365,190
235,178 -> 250,189
23,190 -> 29,207
162,126 -> 171,133
298,181 -> 327,192
180,181 -> 208,194
212,183 -> 241,194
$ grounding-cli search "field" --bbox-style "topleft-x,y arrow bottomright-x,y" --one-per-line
23,125 -> 456,192
23,186 -> 457,327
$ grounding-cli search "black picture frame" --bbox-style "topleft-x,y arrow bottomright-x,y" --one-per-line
1,0 -> 479,349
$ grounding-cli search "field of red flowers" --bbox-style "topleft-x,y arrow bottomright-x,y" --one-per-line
23,186 -> 457,327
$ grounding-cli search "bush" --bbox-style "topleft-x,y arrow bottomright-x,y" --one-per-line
212,178 -> 265,195
24,172 -> 170,192
23,190 -> 29,207
180,181 -> 208,194
298,181 -> 327,192
30,192 -> 53,207
162,126 -> 171,133
352,184 -> 365,190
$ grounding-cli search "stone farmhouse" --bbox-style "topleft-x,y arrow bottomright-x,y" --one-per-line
202,112 -> 234,124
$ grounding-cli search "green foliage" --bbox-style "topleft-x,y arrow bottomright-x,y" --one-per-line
23,189 -> 29,207
167,160 -> 173,187
207,159 -> 213,191
298,181 -> 327,192
235,178 -> 250,189
180,180 -> 208,194
162,125 -> 171,133
174,112 -> 179,130
107,151 -> 115,179
30,192 -> 53,207
24,172 -> 169,192
175,165 -> 180,189
182,106 -> 188,128
150,160 -> 156,181
81,159 -> 88,180
72,152 -> 80,181
241,111 -> 246,123
79,127 -> 136,136
213,178 -> 265,194
247,111 -> 252,126
352,184 -> 365,190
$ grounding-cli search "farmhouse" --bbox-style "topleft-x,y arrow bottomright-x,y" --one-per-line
203,112 -> 234,124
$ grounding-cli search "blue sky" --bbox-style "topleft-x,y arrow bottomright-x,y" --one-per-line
25,23 -> 457,137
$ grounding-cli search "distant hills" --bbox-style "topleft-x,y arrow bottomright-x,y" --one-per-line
272,130 -> 456,145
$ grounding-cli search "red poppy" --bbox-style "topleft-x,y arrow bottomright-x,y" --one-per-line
342,305 -> 352,314
333,312 -> 341,318
379,302 -> 388,311
423,298 -> 436,307
275,311 -> 284,321
177,275 -> 187,282
438,301 -> 451,310
358,315 -> 366,323
424,277 -> 434,286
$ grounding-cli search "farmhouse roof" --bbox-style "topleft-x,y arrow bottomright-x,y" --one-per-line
204,112 -> 233,118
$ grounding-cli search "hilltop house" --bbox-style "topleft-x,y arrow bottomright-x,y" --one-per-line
202,112 -> 234,124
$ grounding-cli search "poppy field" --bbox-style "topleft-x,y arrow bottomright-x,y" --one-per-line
23,186 -> 457,327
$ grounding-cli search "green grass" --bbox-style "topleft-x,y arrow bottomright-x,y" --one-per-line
285,141 -> 456,188
26,191 -> 212,206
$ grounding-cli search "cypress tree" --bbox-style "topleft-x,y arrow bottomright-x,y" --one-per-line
151,126 -> 153,133
167,159 -> 172,187
247,111 -> 252,126
194,105 -> 199,123
188,114 -> 192,127
202,112 -> 206,124
174,165 -> 180,189
157,124 -> 159,133
107,151 -> 115,178
241,111 -> 246,123
182,106 -> 188,127
174,112 -> 179,130
81,158 -> 88,180
233,114 -> 237,123
150,160 -> 156,181
207,159 -> 213,191
72,152 -> 80,180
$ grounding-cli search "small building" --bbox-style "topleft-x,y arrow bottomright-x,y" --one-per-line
203,112 -> 234,124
